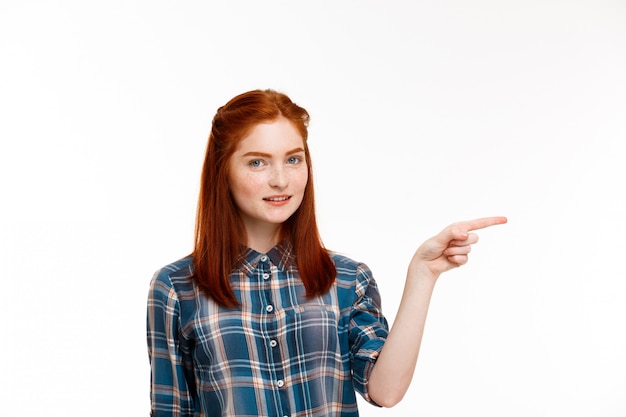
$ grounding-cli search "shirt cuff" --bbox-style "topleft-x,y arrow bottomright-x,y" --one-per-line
351,338 -> 385,405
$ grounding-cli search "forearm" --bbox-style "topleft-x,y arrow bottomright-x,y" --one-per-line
367,216 -> 507,407
367,263 -> 438,408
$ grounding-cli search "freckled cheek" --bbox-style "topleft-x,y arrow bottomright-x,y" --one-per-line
230,173 -> 265,200
243,172 -> 267,189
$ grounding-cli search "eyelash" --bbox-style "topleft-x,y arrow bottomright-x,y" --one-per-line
248,156 -> 303,167
249,159 -> 265,167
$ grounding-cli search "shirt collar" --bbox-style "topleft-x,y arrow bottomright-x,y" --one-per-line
237,240 -> 295,273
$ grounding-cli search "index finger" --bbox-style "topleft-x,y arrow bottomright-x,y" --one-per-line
457,216 -> 508,233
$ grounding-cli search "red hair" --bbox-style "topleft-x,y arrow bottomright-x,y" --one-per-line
192,89 -> 336,307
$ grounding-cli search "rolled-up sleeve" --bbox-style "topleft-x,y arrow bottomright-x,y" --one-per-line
348,263 -> 389,404
147,270 -> 197,417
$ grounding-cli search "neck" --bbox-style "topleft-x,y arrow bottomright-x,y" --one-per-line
244,225 -> 282,253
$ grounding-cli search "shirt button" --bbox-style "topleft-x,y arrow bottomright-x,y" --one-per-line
265,305 -> 274,313
276,379 -> 285,388
269,339 -> 277,348
262,273 -> 270,280
260,255 -> 268,262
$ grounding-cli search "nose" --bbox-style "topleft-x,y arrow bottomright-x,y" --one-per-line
269,165 -> 288,189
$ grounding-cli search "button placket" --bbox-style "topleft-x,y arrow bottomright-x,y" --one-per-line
260,255 -> 275,314
259,253 -> 288,413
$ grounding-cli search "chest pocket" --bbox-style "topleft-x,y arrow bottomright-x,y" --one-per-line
277,303 -> 341,356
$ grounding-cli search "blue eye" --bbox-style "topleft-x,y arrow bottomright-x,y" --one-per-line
249,159 -> 263,167
288,156 -> 302,164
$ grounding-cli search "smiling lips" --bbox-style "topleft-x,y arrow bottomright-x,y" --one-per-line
264,196 -> 291,203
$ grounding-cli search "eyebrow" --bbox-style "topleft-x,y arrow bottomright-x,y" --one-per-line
242,147 -> 305,158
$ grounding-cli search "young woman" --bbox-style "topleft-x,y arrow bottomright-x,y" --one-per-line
147,89 -> 507,417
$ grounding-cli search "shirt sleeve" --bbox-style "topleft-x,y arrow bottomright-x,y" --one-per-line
348,263 -> 389,404
147,270 -> 198,417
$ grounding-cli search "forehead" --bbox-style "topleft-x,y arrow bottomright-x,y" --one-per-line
236,118 -> 304,152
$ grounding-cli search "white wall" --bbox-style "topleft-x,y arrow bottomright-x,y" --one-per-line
1,1 -> 625,415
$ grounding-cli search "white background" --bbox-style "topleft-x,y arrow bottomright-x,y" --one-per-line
1,1 -> 625,416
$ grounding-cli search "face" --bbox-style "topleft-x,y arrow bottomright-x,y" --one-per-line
228,117 -> 308,240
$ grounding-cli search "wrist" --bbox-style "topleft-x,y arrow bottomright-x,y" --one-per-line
407,260 -> 439,285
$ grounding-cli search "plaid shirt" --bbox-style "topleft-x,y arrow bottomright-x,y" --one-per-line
147,241 -> 389,417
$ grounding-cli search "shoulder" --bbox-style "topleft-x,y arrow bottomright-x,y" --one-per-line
330,251 -> 363,270
149,255 -> 196,298
329,252 -> 384,311
329,252 -> 374,287
330,252 -> 372,274
155,255 -> 194,277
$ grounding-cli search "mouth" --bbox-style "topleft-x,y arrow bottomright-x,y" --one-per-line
263,196 -> 291,202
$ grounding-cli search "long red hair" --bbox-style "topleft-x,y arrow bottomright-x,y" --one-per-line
192,89 -> 336,307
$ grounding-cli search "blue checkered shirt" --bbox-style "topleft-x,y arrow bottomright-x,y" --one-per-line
147,241 -> 389,416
